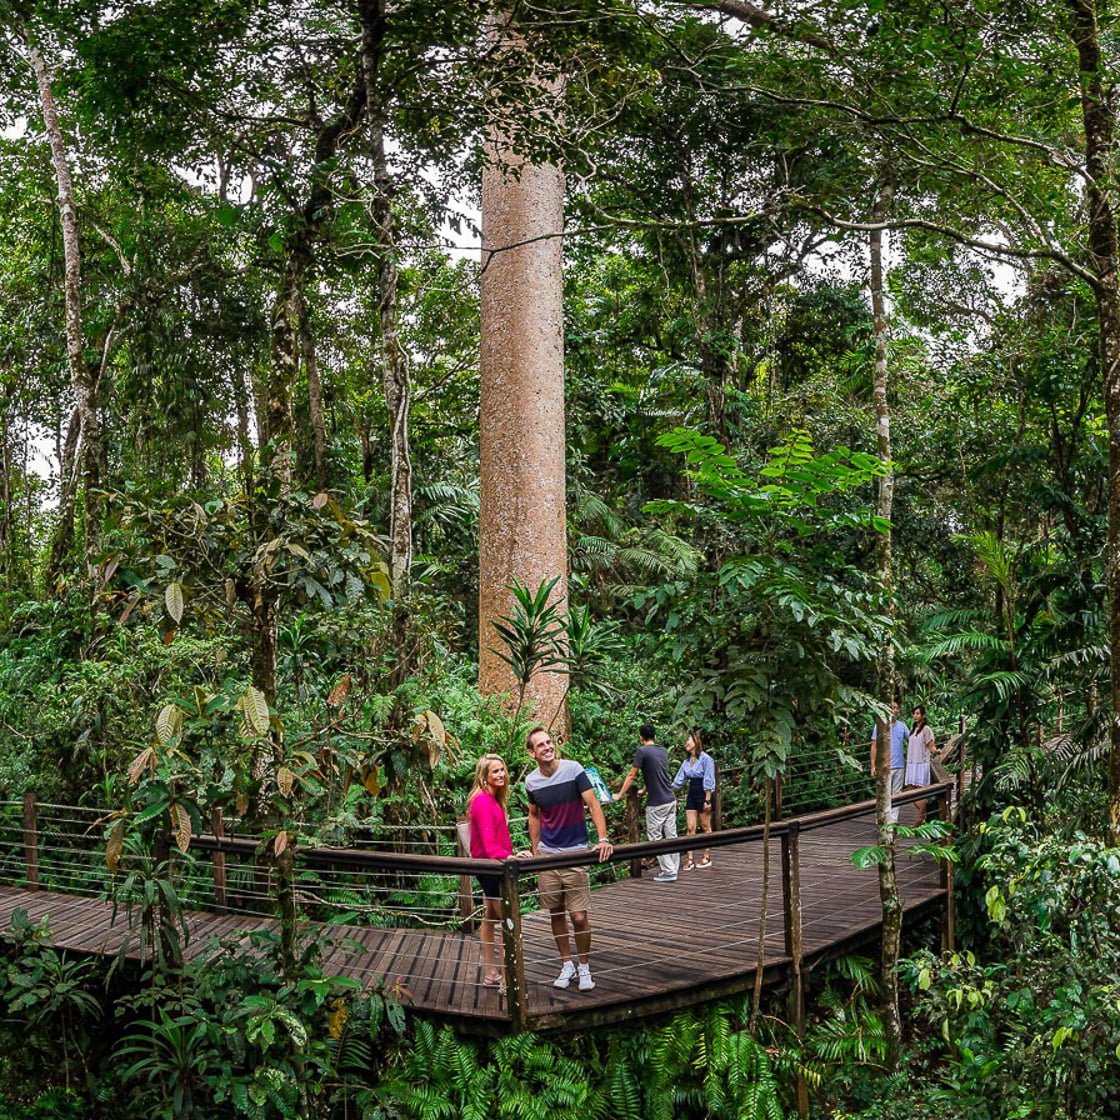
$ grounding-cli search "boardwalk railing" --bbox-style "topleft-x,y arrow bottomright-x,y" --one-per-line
0,782 -> 954,1031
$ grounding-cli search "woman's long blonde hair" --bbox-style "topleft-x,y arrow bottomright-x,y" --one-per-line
468,753 -> 509,809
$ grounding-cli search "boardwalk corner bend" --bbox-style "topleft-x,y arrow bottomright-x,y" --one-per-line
0,783 -> 954,1035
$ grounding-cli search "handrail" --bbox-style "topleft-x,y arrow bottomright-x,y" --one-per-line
185,779 -> 955,878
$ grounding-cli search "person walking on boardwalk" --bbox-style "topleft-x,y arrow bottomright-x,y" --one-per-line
467,752 -> 515,988
613,723 -> 679,882
525,726 -> 614,991
673,729 -> 715,870
870,701 -> 910,824
905,705 -> 937,825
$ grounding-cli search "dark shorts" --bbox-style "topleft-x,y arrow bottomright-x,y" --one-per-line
476,874 -> 502,901
686,778 -> 711,812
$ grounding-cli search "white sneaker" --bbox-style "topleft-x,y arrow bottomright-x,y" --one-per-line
652,871 -> 677,882
577,963 -> 595,991
553,960 -> 577,989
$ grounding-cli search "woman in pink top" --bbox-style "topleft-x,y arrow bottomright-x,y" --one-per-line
467,753 -> 514,987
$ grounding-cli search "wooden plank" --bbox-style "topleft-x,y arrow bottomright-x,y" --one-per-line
0,801 -> 951,1037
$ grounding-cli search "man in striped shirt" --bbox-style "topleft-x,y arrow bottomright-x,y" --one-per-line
525,726 -> 614,991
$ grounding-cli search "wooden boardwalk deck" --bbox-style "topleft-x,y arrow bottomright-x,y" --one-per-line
0,805 -> 947,1034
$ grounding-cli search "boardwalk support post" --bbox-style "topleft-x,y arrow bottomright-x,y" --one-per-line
211,808 -> 227,912
22,793 -> 38,890
625,787 -> 643,879
781,821 -> 808,1119
939,788 -> 955,953
456,820 -> 476,932
712,761 -> 722,832
500,861 -> 529,1031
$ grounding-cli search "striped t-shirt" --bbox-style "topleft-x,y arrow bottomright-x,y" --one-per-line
525,759 -> 593,854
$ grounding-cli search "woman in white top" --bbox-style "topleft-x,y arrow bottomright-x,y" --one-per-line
905,705 -> 936,824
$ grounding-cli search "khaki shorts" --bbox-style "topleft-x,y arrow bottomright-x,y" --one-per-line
538,866 -> 591,914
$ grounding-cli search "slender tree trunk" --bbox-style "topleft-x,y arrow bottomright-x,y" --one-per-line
26,38 -> 101,562
46,406 -> 80,586
478,13 -> 570,734
360,0 -> 413,604
370,119 -> 413,602
299,291 -> 329,492
750,775 -> 772,1034
870,172 -> 903,1067
232,364 -> 256,501
0,415 -> 13,580
1068,0 -> 1120,843
265,253 -> 304,492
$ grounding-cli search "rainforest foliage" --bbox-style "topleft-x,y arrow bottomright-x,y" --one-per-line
1,0 -> 1119,1115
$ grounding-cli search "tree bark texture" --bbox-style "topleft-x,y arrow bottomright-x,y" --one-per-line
27,38 -> 101,557
478,18 -> 569,733
369,116 -> 413,601
299,292 -> 329,492
265,253 -> 304,491
1068,0 -> 1120,843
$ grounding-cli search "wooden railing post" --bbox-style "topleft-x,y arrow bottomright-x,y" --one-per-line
625,787 -> 643,878
956,732 -> 967,818
455,821 -> 476,933
22,793 -> 39,890
711,761 -> 722,832
211,808 -> 227,912
940,835 -> 956,954
781,823 -> 808,1119
500,861 -> 529,1031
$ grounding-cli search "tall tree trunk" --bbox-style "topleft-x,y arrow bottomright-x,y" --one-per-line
0,414 -> 12,579
478,14 -> 570,735
299,291 -> 329,492
870,171 -> 903,1068
1069,0 -> 1120,843
360,0 -> 413,605
26,38 -> 101,562
232,363 -> 256,501
46,406 -> 80,586
371,120 -> 413,602
265,252 -> 304,492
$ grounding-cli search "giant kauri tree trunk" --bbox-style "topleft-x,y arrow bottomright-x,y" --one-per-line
478,16 -> 570,735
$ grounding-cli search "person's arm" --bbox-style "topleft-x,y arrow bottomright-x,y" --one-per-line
672,760 -> 687,789
702,754 -> 716,792
527,802 -> 541,856
614,765 -> 640,801
581,788 -> 614,861
869,725 -> 877,776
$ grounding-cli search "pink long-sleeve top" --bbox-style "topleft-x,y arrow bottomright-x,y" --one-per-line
468,790 -> 513,860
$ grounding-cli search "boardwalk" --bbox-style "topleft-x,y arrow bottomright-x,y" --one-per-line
0,798 -> 949,1034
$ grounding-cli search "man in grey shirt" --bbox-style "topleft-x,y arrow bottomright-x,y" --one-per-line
614,723 -> 680,881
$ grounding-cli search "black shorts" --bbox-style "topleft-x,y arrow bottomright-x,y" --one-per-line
476,874 -> 502,900
686,777 -> 711,812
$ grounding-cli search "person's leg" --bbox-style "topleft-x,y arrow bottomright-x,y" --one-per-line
699,807 -> 713,865
481,897 -> 502,983
889,767 -> 904,824
662,802 -> 680,875
683,809 -> 698,868
567,871 -> 595,990
539,869 -> 573,960
648,802 -> 678,876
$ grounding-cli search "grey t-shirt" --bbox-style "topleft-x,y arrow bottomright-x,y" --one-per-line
634,743 -> 675,807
